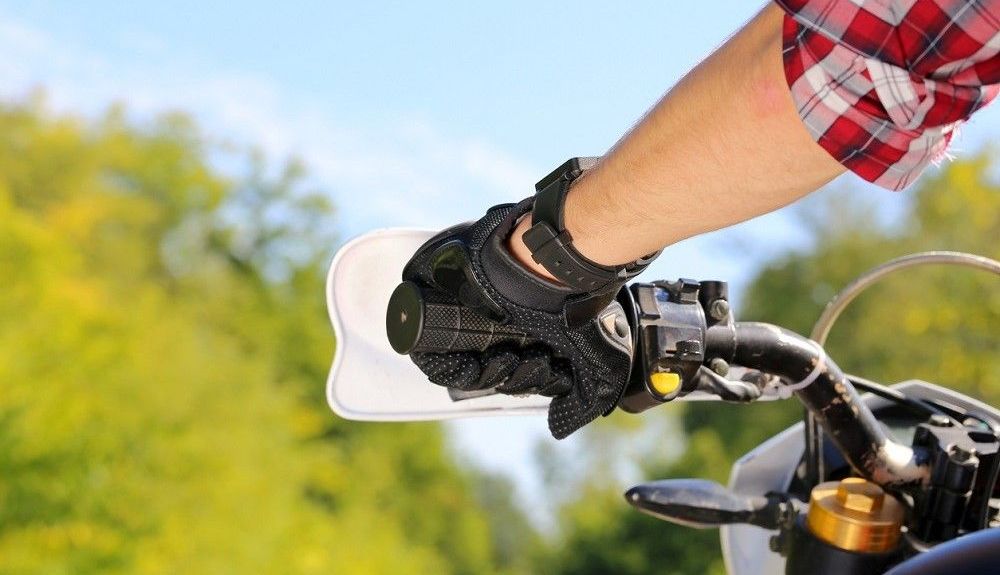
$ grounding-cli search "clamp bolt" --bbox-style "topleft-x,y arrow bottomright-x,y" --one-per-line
708,299 -> 730,321
928,414 -> 952,427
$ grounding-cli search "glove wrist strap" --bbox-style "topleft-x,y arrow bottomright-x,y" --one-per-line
522,157 -> 658,292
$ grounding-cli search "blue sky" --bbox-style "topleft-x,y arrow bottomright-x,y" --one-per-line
3,0 -> 997,522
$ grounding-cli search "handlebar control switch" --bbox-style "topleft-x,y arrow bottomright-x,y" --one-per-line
618,280 -> 725,413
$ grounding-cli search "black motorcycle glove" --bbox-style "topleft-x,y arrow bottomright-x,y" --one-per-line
399,198 -> 634,439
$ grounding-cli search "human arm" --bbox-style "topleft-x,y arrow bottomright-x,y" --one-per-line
509,3 -> 844,275
510,0 -> 1000,275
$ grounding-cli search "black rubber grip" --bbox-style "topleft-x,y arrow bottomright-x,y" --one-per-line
386,281 -> 535,354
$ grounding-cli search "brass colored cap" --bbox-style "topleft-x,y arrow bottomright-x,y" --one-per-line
806,477 -> 904,553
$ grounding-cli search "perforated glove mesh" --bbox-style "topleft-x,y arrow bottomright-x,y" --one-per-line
402,199 -> 633,439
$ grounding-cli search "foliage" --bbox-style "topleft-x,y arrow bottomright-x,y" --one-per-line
0,99 -> 533,575
544,153 -> 999,574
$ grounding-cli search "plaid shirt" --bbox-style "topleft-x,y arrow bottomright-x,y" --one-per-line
775,0 -> 1000,190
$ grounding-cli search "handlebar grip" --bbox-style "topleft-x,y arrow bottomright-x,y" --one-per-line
386,281 -> 536,354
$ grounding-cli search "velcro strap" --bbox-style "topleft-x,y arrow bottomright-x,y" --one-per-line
525,157 -> 656,293
523,221 -> 619,291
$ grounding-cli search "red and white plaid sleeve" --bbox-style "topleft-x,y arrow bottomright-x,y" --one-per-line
775,0 -> 1000,190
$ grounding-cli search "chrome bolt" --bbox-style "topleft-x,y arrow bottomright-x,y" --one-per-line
709,299 -> 730,321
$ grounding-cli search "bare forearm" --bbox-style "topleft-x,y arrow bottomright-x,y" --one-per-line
510,4 -> 844,275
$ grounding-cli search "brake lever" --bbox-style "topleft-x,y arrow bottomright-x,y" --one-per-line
693,366 -> 762,403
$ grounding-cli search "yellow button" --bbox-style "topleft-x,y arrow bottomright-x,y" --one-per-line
649,372 -> 681,396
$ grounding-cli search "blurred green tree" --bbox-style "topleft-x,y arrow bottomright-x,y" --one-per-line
0,99 -> 533,575
543,152 -> 999,575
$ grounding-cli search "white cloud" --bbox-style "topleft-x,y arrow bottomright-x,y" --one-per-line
0,15 -> 539,239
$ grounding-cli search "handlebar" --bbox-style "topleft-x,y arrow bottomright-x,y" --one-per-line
386,277 -> 930,489
386,281 -> 534,354
722,322 -> 928,488
623,279 -> 929,489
